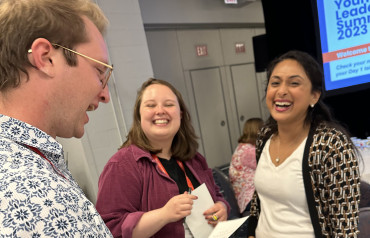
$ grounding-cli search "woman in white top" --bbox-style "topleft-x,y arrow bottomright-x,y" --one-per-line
246,51 -> 360,237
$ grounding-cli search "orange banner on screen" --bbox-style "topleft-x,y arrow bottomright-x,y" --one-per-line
322,43 -> 370,63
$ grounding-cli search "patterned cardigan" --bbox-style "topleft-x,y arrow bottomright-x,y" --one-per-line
246,123 -> 361,237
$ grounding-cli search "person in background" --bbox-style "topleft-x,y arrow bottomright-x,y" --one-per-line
96,78 -> 229,238
247,50 -> 360,237
229,117 -> 263,215
0,0 -> 113,236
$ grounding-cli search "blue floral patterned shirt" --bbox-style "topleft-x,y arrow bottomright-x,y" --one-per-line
0,115 -> 112,237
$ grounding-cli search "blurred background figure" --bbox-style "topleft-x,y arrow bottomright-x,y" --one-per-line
229,118 -> 263,215
96,78 -> 229,238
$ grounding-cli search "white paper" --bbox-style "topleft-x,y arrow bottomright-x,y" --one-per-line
185,183 -> 214,238
185,183 -> 248,238
208,216 -> 248,238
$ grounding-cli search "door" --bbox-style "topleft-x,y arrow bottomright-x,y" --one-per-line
230,63 -> 262,132
190,68 -> 233,168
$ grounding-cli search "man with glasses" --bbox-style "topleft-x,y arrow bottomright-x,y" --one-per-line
0,0 -> 113,236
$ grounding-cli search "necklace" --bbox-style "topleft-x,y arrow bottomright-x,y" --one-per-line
274,132 -> 305,164
275,136 -> 281,163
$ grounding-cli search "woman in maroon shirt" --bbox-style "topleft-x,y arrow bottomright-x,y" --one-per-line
96,78 -> 229,238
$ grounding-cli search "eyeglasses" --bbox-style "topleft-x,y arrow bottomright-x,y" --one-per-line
28,43 -> 113,89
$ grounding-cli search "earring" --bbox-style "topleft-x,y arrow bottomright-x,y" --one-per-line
310,104 -> 314,108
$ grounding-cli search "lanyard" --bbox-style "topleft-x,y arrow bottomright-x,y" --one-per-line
152,154 -> 194,191
26,145 -> 68,180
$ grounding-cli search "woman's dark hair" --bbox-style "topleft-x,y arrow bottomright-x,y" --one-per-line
238,118 -> 263,145
121,78 -> 198,161
265,50 -> 349,135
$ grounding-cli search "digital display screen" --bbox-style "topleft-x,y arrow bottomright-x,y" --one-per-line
315,0 -> 370,94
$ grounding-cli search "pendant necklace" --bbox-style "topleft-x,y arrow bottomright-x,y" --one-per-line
274,133 -> 304,164
275,136 -> 281,163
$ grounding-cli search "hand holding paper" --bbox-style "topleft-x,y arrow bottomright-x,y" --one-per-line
203,201 -> 228,226
185,183 -> 248,238
162,192 -> 198,223
185,184 -> 215,238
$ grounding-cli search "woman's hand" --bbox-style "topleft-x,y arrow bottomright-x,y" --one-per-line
203,201 -> 228,226
161,192 -> 198,223
133,192 -> 197,238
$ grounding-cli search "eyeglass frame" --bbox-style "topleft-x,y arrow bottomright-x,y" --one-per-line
28,43 -> 113,89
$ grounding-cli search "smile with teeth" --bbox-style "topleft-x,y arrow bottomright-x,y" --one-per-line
154,119 -> 169,125
87,105 -> 96,111
275,101 -> 292,108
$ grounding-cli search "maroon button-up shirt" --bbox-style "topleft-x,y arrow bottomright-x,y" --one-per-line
96,144 -> 229,238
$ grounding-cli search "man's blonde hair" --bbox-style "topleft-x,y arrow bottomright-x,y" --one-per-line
0,0 -> 108,91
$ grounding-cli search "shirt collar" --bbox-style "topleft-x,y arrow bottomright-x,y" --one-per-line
0,114 -> 63,156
